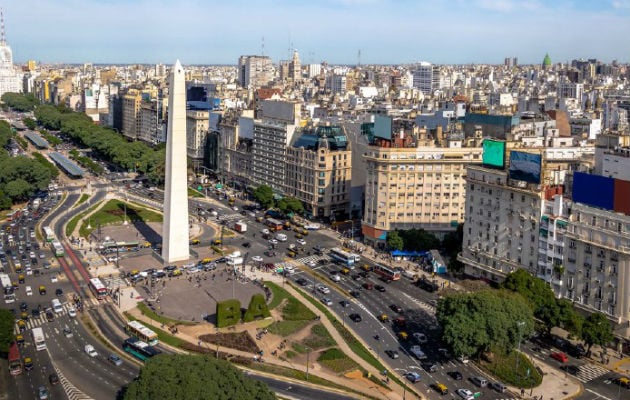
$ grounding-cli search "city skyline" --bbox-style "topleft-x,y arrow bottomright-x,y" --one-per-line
4,0 -> 630,65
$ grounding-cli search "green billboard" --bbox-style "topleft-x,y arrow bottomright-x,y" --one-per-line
482,139 -> 506,168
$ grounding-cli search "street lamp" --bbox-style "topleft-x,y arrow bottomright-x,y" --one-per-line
305,346 -> 311,381
515,321 -> 525,384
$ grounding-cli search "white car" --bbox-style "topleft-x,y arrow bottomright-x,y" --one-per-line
316,285 -> 330,294
320,297 -> 333,306
261,229 -> 270,235
269,239 -> 278,245
51,276 -> 58,283
296,238 -> 306,246
306,260 -> 316,268
330,274 -> 341,282
456,388 -> 474,400
410,345 -> 427,360
252,256 -> 263,263
25,286 -> 33,296
413,332 -> 428,344
232,206 -> 239,211
457,355 -> 469,364
84,344 -> 98,357
68,307 -> 77,318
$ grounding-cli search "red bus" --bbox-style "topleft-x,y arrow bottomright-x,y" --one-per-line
265,218 -> 284,231
89,277 -> 108,300
8,341 -> 22,376
373,264 -> 401,281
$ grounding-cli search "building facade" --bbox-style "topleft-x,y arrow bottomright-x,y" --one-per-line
238,55 -> 274,88
186,110 -> 210,167
121,90 -> 142,140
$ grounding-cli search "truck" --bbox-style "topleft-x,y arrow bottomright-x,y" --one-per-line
32,327 -> 46,351
234,221 -> 247,233
1,273 -> 14,303
275,233 -> 287,242
31,198 -> 40,210
226,257 -> 243,268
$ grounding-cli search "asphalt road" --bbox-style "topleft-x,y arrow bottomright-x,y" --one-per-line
246,371 -> 360,400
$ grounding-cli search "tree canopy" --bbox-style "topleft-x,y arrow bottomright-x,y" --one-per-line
386,231 -> 404,251
436,289 -> 534,357
123,354 -> 276,400
1,92 -> 40,112
395,228 -> 440,251
277,196 -> 304,215
0,308 -> 15,353
252,185 -> 274,209
581,312 -> 614,354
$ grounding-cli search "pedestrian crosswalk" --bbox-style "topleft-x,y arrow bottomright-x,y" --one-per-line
572,363 -> 610,382
102,275 -> 126,288
296,254 -> 329,266
14,298 -> 102,334
219,213 -> 245,223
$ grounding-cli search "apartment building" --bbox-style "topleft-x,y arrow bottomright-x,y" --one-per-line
538,189 -> 570,295
121,90 -> 142,140
362,128 -> 483,248
138,99 -> 165,145
186,110 -> 210,169
594,132 -> 630,180
216,109 -> 255,189
251,100 -> 300,192
285,123 -> 352,219
237,55 -> 274,88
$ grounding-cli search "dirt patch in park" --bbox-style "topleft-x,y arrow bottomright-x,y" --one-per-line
199,331 -> 260,353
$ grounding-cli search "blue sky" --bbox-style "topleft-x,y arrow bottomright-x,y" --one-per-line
4,0 -> 630,65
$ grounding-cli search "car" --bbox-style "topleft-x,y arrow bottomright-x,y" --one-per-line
85,344 -> 98,357
296,238 -> 306,246
31,308 -> 40,317
362,282 -> 373,290
349,313 -> 362,323
49,373 -> 59,385
321,297 -> 333,306
55,288 -> 63,296
490,381 -> 507,393
330,274 -> 341,282
405,371 -> 422,383
457,355 -> 469,364
68,307 -> 77,317
448,371 -> 463,380
37,386 -> 49,400
567,343 -> 587,358
351,273 -> 362,281
108,354 -> 123,366
50,275 -> 57,283
252,256 -> 263,263
422,362 -> 439,373
296,278 -> 309,287
20,301 -> 28,311
242,242 -> 251,248
551,351 -> 569,363
456,388 -> 474,400
413,332 -> 428,344
612,376 -> 630,389
410,345 -> 427,360
432,383 -> 449,395
306,260 -> 316,268
24,357 -> 34,371
384,349 -> 399,359
339,300 -> 351,308
389,304 -> 403,313
561,364 -> 580,375
45,308 -> 54,322
63,326 -> 73,338
349,290 -> 360,298
268,239 -> 278,245
375,284 -> 386,292
25,286 -> 32,296
316,285 -> 330,294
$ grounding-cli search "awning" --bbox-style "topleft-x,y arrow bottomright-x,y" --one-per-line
215,184 -> 223,189
541,215 -> 549,221
556,220 -> 569,228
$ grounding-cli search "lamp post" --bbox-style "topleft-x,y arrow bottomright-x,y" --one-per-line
515,321 -> 525,383
305,346 -> 311,381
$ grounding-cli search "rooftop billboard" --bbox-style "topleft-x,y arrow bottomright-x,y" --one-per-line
373,115 -> 392,140
509,151 -> 541,184
572,172 -> 614,211
482,139 -> 506,168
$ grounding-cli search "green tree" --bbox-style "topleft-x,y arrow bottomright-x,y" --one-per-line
253,185 -> 274,209
437,290 -> 534,357
0,308 -> 15,353
123,354 -> 276,400
277,196 -> 303,215
1,92 -> 39,112
386,231 -> 404,251
22,117 -> 37,130
0,191 -> 12,210
397,228 -> 440,251
3,179 -> 33,200
581,312 -> 613,354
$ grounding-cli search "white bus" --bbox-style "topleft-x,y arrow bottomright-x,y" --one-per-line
42,226 -> 55,242
32,327 -> 46,351
1,273 -> 15,303
126,320 -> 159,346
329,248 -> 356,267
51,240 -> 64,257
89,278 -> 108,300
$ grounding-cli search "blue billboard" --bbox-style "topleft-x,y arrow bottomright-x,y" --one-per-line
509,151 -> 541,183
572,172 -> 615,211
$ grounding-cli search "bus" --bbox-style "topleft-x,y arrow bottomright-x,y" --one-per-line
329,248 -> 356,267
126,321 -> 159,346
42,226 -> 55,242
1,273 -> 15,303
373,264 -> 401,281
89,278 -> 108,300
32,327 -> 46,351
51,240 -> 64,257
350,252 -> 361,263
8,342 -> 22,376
265,218 -> 284,231
122,337 -> 161,361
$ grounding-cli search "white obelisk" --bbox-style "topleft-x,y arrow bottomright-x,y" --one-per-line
162,60 -> 190,264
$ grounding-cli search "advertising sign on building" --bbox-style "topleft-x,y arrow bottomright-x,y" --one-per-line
509,151 -> 542,183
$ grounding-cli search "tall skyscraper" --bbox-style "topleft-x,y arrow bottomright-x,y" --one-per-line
0,10 -> 22,97
162,60 -> 190,264
237,55 -> 274,88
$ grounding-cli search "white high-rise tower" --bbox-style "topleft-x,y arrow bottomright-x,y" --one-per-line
0,9 -> 22,97
162,60 -> 189,264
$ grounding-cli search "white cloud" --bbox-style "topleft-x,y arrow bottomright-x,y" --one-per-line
475,0 -> 543,12
612,0 -> 630,9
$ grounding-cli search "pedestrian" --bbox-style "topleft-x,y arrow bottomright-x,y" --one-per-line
521,388 -> 525,397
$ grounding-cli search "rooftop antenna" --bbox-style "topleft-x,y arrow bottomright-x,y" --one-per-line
357,49 -> 361,67
1,8 -> 6,45
261,36 -> 265,57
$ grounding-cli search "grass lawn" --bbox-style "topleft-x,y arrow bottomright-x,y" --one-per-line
66,202 -> 100,237
76,193 -> 90,206
81,199 -> 162,237
318,348 -> 360,374
267,320 -> 310,337
301,323 -> 335,350
283,350 -> 298,359
480,348 -> 542,388
188,188 -> 204,198
265,281 -> 290,309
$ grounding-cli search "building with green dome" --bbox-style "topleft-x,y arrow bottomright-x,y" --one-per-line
542,53 -> 552,70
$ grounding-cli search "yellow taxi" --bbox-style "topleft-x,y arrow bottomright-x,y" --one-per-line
397,331 -> 408,340
340,268 -> 351,275
378,314 -> 389,323
171,269 -> 183,277
18,274 -> 25,283
360,264 -> 372,272
39,285 -> 46,295
212,239 -> 222,245
24,357 -> 34,371
287,251 -> 297,258
432,383 -> 449,395
189,239 -> 200,245
16,334 -> 25,345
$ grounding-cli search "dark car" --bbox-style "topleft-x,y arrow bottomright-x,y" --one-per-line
567,343 -> 586,358
560,365 -> 580,375
31,308 -> 40,317
20,302 -> 28,311
165,265 -> 177,272
349,290 -> 361,298
49,373 -> 59,385
339,300 -> 351,308
296,278 -> 309,287
45,308 -> 54,322
448,371 -> 463,380
422,362 -> 439,373
390,304 -> 403,313
375,285 -> 386,292
242,242 -> 251,248
349,313 -> 362,323
385,350 -> 399,359
55,288 -> 63,296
